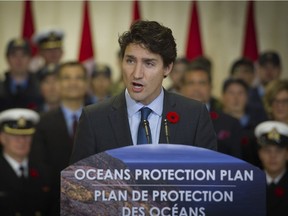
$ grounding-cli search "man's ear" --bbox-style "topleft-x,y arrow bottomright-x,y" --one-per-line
164,62 -> 173,78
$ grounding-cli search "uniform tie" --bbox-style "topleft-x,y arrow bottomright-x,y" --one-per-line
137,107 -> 152,144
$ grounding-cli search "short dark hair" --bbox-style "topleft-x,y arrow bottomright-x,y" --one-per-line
230,58 -> 254,76
183,56 -> 212,83
118,20 -> 177,67
222,78 -> 249,94
57,61 -> 88,79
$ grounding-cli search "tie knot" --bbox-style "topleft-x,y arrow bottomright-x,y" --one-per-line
140,107 -> 152,121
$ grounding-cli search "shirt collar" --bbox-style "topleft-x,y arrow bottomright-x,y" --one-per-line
3,152 -> 28,176
266,169 -> 286,184
125,88 -> 164,117
61,105 -> 83,119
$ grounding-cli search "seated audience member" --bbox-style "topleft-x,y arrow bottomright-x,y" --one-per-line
89,64 -> 112,104
230,57 -> 255,87
0,38 -> 42,111
180,57 -> 243,159
38,64 -> 61,113
247,51 -> 282,123
264,79 -> 288,125
167,57 -> 189,93
255,121 -> 288,216
111,50 -> 125,96
0,108 -> 53,216
222,78 -> 259,165
30,61 -> 88,216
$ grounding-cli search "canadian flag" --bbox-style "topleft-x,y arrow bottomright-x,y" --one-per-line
22,0 -> 37,56
78,0 -> 95,75
242,0 -> 259,61
132,0 -> 141,22
185,0 -> 203,61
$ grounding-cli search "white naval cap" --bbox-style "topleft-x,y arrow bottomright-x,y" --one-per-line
33,28 -> 64,49
0,108 -> 40,135
255,121 -> 288,147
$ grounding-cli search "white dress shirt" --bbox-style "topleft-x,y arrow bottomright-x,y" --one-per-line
3,153 -> 28,177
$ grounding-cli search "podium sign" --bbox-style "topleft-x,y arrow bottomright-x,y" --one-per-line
61,144 -> 266,216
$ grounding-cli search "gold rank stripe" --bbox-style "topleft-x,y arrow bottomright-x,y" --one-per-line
3,125 -> 35,135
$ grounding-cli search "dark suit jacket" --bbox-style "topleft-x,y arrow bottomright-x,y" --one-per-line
0,72 -> 43,111
30,108 -> 72,215
266,171 -> 288,216
70,90 -> 217,163
0,154 -> 53,216
247,87 -> 268,124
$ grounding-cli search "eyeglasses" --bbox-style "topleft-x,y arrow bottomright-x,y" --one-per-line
272,98 -> 288,106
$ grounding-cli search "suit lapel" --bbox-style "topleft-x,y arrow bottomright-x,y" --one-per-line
108,92 -> 133,148
159,90 -> 179,144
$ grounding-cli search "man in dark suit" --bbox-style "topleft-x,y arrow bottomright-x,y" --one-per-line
180,57 -> 243,159
255,121 -> 288,216
30,61 -> 88,215
0,38 -> 42,111
70,20 -> 217,164
0,108 -> 53,216
247,51 -> 282,124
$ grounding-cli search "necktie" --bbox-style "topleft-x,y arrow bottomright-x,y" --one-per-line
137,107 -> 152,144
19,166 -> 26,179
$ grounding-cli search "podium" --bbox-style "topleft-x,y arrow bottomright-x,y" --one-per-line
61,144 -> 266,216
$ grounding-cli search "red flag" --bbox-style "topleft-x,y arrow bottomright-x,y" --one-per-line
78,0 -> 95,75
242,1 -> 258,61
186,1 -> 203,61
132,0 -> 141,22
22,0 -> 37,55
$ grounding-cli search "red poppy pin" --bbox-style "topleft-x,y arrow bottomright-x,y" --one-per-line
29,168 -> 39,178
166,112 -> 180,124
274,186 -> 285,197
209,111 -> 219,120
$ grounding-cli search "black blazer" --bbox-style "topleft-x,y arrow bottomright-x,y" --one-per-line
0,154 -> 53,216
30,108 -> 72,182
70,90 -> 217,163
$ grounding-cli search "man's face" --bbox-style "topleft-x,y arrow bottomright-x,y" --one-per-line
271,90 -> 288,122
122,43 -> 172,105
181,70 -> 212,103
222,83 -> 247,114
0,132 -> 32,161
40,75 -> 61,104
40,48 -> 63,65
91,75 -> 111,97
58,65 -> 88,101
232,65 -> 255,87
169,62 -> 187,87
259,145 -> 288,175
7,49 -> 30,75
258,63 -> 281,86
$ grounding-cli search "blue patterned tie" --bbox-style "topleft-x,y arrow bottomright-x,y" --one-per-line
137,107 -> 152,144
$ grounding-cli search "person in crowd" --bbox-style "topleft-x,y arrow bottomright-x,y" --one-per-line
111,49 -> 125,96
167,57 -> 189,93
221,78 -> 259,165
0,108 -> 54,216
229,57 -> 255,87
33,29 -> 64,79
0,38 -> 42,111
88,63 -> 113,104
180,58 -> 243,159
70,20 -> 217,164
247,51 -> 282,123
38,64 -> 61,113
30,61 -> 88,215
264,79 -> 288,125
255,121 -> 288,216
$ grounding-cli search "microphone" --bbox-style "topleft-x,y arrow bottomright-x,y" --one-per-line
143,120 -> 151,144
164,119 -> 170,144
